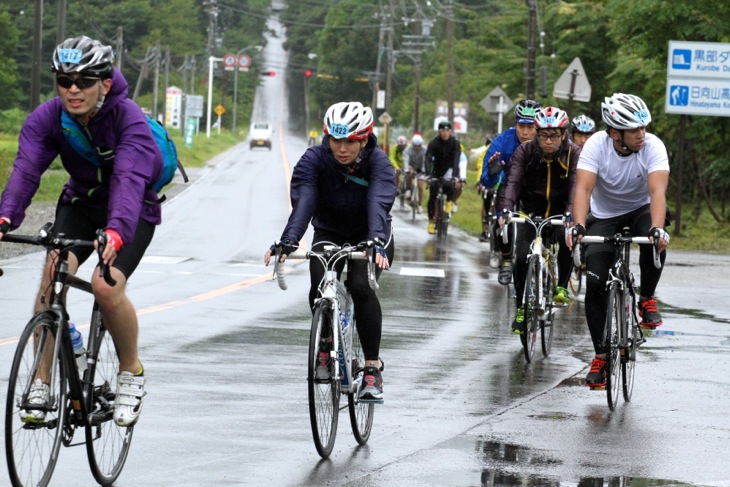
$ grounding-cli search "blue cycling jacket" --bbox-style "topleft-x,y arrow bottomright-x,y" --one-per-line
280,133 -> 396,244
479,127 -> 521,188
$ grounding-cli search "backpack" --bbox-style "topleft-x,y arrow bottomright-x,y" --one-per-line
60,110 -> 188,201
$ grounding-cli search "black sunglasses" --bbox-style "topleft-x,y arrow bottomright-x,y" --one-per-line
56,76 -> 100,90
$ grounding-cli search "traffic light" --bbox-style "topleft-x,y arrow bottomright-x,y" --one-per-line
304,70 -> 313,78
260,71 -> 276,76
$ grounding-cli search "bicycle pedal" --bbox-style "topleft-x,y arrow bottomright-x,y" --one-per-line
358,397 -> 384,405
588,385 -> 606,391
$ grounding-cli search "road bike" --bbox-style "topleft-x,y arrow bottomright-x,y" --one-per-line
2,223 -> 133,486
505,213 -> 565,363
397,170 -> 420,221
574,228 -> 660,410
273,241 -> 379,458
431,178 -> 451,240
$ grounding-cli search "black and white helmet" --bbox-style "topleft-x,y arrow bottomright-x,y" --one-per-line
514,99 -> 541,123
52,36 -> 115,78
601,93 -> 651,130
323,102 -> 374,140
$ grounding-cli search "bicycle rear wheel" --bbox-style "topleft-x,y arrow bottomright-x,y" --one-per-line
85,306 -> 134,485
605,283 -> 622,411
5,312 -> 67,487
308,303 -> 340,458
348,318 -> 374,445
541,266 -> 555,358
522,258 -> 540,363
622,298 -> 639,402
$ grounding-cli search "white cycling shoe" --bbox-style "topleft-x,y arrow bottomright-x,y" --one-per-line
20,379 -> 50,423
114,371 -> 146,427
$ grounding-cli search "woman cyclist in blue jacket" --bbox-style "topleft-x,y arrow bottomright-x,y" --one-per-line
265,101 -> 396,402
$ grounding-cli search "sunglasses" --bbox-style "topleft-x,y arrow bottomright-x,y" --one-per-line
56,76 -> 100,90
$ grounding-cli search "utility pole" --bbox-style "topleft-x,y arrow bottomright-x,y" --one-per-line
152,42 -> 161,121
30,0 -> 43,111
56,0 -> 66,46
372,2 -> 386,112
115,26 -> 124,71
525,0 -> 537,99
444,1 -> 455,122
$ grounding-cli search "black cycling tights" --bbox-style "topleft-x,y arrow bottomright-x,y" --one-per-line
583,204 -> 666,354
308,229 -> 395,361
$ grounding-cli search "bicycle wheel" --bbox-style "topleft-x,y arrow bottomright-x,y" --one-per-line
622,296 -> 639,402
85,307 -> 134,485
308,303 -> 340,458
5,312 -> 67,487
541,266 -> 555,358
435,196 -> 445,240
604,283 -> 622,411
348,318 -> 374,445
522,258 -> 540,363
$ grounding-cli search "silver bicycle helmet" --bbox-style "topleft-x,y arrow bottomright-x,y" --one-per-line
571,114 -> 596,134
601,93 -> 651,130
52,36 -> 114,78
323,102 -> 374,140
514,99 -> 541,124
534,106 -> 569,129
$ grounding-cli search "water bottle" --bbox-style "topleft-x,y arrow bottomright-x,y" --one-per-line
68,322 -> 87,374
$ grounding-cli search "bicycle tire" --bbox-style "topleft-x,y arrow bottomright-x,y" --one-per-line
605,282 -> 622,411
85,305 -> 134,485
622,295 -> 638,402
522,257 -> 540,363
348,317 -> 374,445
435,196 -> 445,240
308,303 -> 339,458
541,263 -> 555,357
5,312 -> 67,487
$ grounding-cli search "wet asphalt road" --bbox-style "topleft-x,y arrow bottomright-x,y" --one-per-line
3,14 -> 730,487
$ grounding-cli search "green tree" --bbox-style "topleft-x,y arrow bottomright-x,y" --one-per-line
0,12 -> 21,110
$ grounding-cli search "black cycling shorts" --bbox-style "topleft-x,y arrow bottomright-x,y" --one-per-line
53,203 -> 155,279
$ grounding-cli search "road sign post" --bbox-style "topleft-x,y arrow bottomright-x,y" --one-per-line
481,87 -> 514,133
553,57 -> 591,115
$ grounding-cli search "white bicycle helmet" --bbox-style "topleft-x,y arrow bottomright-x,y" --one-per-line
411,134 -> 423,146
397,136 -> 407,145
323,102 -> 374,141
52,36 -> 115,78
571,114 -> 596,134
601,93 -> 651,130
534,106 -> 569,129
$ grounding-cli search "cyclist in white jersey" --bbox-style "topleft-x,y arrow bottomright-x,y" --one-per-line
567,93 -> 670,388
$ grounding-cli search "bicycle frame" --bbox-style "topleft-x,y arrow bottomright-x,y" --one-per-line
575,229 -> 660,409
275,244 -> 377,391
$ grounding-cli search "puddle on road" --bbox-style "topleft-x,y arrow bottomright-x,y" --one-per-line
473,439 -> 709,487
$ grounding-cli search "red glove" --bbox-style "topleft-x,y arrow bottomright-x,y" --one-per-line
104,229 -> 123,252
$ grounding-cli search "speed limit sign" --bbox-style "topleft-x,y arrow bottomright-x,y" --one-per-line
223,54 -> 236,71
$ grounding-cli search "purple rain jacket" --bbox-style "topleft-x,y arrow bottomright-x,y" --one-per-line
0,68 -> 163,244
280,133 -> 396,244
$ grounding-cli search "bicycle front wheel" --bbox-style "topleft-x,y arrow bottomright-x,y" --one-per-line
85,307 -> 134,485
348,318 -> 374,445
622,298 -> 639,402
522,258 -> 540,363
5,312 -> 67,487
605,283 -> 622,411
308,303 -> 340,458
541,266 -> 555,358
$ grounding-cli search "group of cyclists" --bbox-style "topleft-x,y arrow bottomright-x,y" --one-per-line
0,34 -> 670,441
477,95 -> 670,388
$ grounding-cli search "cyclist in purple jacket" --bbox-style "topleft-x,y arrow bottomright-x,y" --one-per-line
0,36 -> 162,427
265,101 -> 396,402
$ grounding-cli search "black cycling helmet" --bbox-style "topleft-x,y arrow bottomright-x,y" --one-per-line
438,120 -> 453,130
52,36 -> 115,78
514,99 -> 541,124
